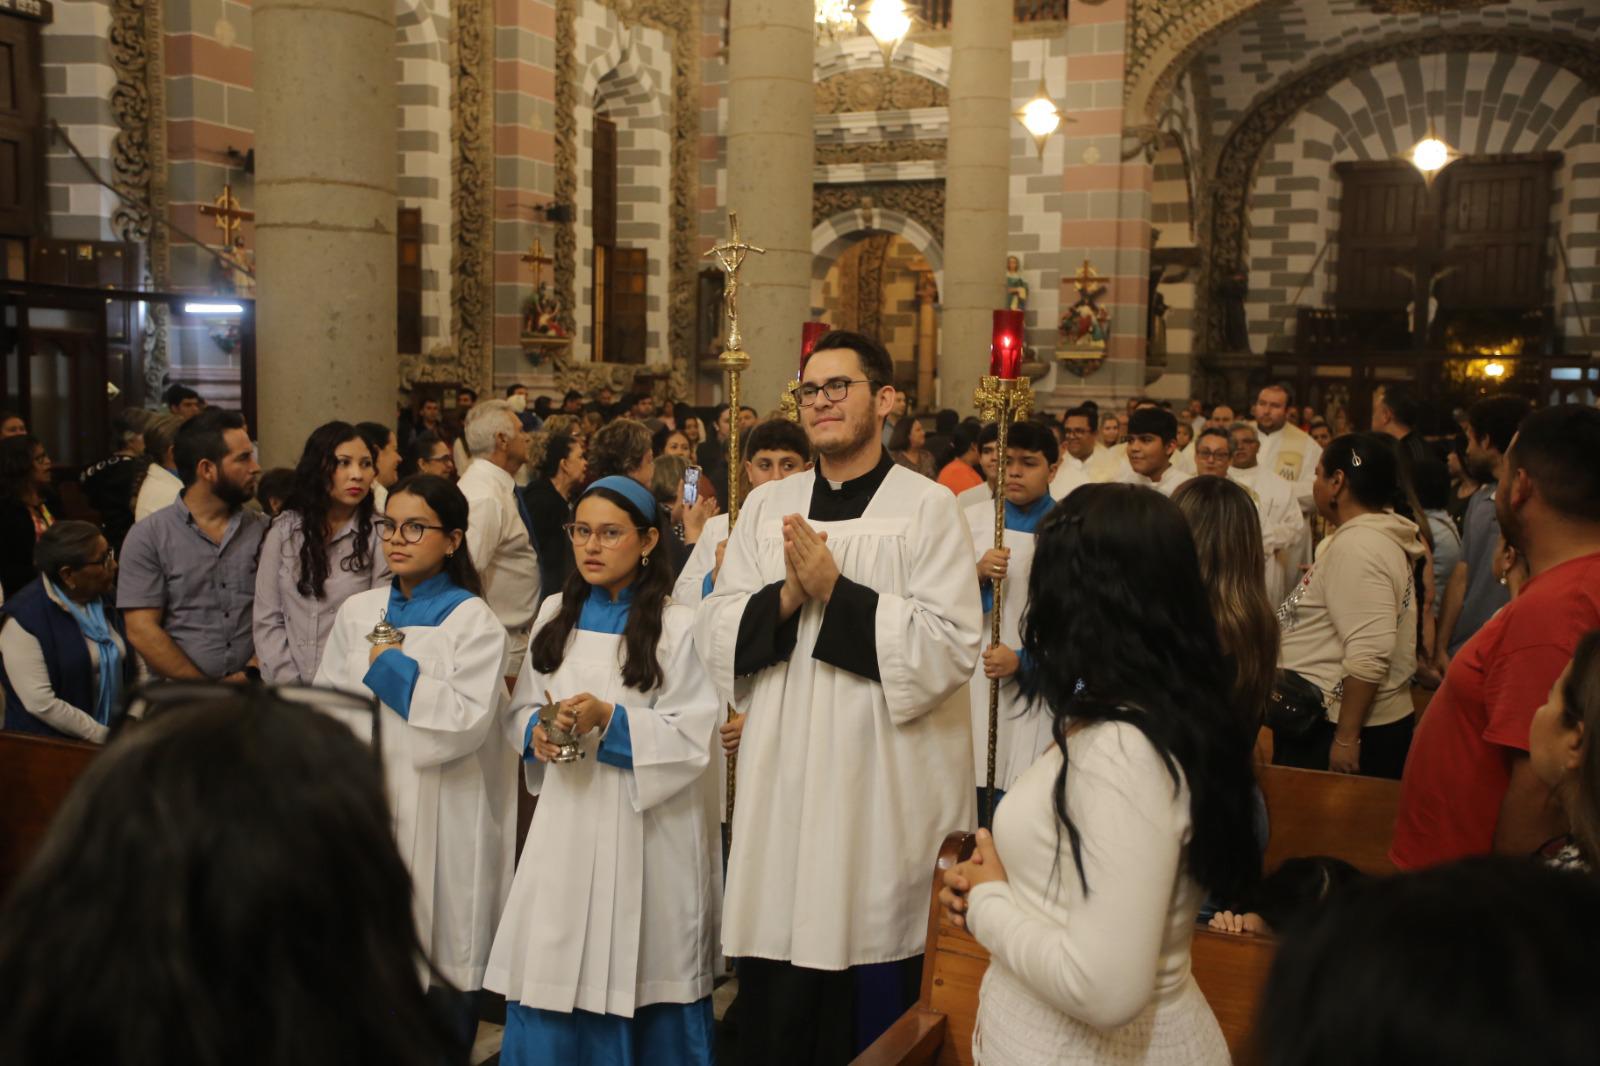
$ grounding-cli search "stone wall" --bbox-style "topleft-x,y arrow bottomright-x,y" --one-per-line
396,0 -> 452,355
40,0 -> 117,241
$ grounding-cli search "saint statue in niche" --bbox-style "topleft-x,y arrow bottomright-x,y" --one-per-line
1005,255 -> 1029,312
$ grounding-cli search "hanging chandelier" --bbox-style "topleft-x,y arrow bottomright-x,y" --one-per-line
856,0 -> 914,67
814,0 -> 857,40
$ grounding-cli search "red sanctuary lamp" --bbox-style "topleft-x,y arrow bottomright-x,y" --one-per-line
785,321 -> 831,421
989,309 -> 1024,380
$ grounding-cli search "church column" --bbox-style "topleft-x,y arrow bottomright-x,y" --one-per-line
724,0 -> 813,412
941,0 -> 1012,413
253,0 -> 397,465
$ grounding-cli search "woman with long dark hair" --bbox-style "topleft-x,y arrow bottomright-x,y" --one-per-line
940,483 -> 1259,1065
1275,433 -> 1423,778
253,421 -> 388,684
487,475 -> 721,1065
0,689 -> 458,1066
314,475 -> 512,1049
1172,475 -> 1279,730
0,434 -> 55,598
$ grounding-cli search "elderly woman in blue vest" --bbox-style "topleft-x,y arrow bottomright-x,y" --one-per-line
0,520 -> 131,742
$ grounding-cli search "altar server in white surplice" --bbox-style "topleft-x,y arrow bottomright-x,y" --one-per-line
313,474 -> 514,1048
673,417 -> 812,822
965,419 -> 1060,828
487,475 -> 721,1066
1118,408 -> 1192,498
697,331 -> 982,1065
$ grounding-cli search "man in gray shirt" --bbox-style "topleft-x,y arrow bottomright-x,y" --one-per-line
118,408 -> 267,681
1435,395 -> 1529,665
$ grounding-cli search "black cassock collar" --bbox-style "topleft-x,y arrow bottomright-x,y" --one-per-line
809,447 -> 895,522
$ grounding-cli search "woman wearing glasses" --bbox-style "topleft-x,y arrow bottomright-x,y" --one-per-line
254,422 -> 390,684
314,475 -> 514,1051
0,520 -> 132,742
486,475 -> 721,1066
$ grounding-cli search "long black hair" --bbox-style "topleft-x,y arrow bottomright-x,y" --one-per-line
0,691 -> 456,1066
386,474 -> 484,598
1019,482 -> 1259,902
529,485 -> 672,691
281,421 -> 377,599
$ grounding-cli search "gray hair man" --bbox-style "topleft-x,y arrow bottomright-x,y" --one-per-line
457,398 -> 540,678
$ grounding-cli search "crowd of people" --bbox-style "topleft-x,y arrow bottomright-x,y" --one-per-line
1,347 -> 1598,1066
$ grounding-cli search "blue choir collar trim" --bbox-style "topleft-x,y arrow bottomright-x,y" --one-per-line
386,572 -> 475,627
1004,493 -> 1053,534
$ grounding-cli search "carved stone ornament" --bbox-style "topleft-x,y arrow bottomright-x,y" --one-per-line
554,0 -> 700,403
816,139 -> 948,167
813,181 -> 946,252
815,68 -> 949,114
109,0 -> 171,399
1196,29 -> 1600,353
401,341 -> 479,388
1126,0 -> 1274,126
450,0 -> 495,389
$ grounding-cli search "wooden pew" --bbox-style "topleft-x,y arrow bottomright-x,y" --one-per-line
856,766 -> 1403,1065
1257,763 -> 1401,876
0,731 -> 99,898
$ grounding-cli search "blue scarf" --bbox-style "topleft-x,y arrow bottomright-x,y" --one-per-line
53,582 -> 122,726
385,571 -> 476,628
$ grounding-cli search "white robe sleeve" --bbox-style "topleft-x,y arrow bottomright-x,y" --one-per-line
694,491 -> 769,704
402,602 -> 510,769
311,604 -> 356,690
673,531 -> 719,607
615,610 -> 718,812
874,486 -> 984,725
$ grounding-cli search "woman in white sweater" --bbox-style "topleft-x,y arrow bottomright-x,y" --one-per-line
940,484 -> 1260,1066
1274,433 -> 1423,778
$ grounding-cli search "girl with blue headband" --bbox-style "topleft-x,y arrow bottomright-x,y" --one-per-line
486,474 -> 721,1065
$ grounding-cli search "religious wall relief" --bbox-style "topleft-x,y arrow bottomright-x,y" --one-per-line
815,140 -> 948,167
813,182 -> 946,253
448,0 -> 496,388
814,69 -> 949,114
109,0 -> 171,399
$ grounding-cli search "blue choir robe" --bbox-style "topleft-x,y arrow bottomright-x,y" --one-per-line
485,584 -> 721,1065
314,573 -> 514,991
965,494 -> 1055,793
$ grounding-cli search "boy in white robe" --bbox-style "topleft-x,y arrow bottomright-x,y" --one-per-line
674,418 -> 812,819
696,331 -> 981,1064
966,420 -> 1060,828
1119,407 -> 1192,497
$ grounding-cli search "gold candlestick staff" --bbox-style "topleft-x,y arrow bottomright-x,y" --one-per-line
973,312 -> 1033,828
702,211 -> 765,833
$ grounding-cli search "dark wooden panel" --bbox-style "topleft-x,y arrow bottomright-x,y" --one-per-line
397,205 -> 422,354
591,116 -> 617,248
1335,167 -> 1426,309
0,16 -> 38,236
606,245 -> 647,365
0,731 -> 99,899
1436,159 -> 1553,309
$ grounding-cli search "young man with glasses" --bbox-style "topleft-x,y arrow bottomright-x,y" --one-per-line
696,330 -> 982,1065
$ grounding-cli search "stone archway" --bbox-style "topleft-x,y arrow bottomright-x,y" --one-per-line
811,207 -> 944,306
1195,29 -> 1600,353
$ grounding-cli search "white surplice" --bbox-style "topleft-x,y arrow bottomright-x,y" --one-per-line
964,502 -> 1052,793
1254,422 -> 1321,511
314,587 -> 515,990
671,509 -> 740,826
696,466 -> 982,970
1229,464 -> 1307,607
485,598 -> 721,1016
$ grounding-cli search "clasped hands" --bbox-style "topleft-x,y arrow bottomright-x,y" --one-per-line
529,692 -> 614,763
938,829 -> 1008,931
778,514 -> 840,619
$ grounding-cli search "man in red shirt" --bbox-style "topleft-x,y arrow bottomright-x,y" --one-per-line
1392,404 -> 1600,869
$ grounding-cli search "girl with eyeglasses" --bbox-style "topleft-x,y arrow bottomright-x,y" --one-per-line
314,474 -> 515,1055
486,475 -> 721,1066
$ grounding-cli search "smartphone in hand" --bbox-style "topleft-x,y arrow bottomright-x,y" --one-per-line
683,466 -> 700,506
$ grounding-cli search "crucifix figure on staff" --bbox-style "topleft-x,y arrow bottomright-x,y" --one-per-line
700,211 -> 765,835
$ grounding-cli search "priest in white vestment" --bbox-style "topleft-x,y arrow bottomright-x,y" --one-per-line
696,331 -> 981,1064
1118,408 -> 1191,498
1251,383 -> 1321,510
1049,404 -> 1111,500
1195,426 -> 1304,606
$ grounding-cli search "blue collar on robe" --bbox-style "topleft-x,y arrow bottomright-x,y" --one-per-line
385,571 -> 476,627
579,582 -> 634,634
1003,493 -> 1054,534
